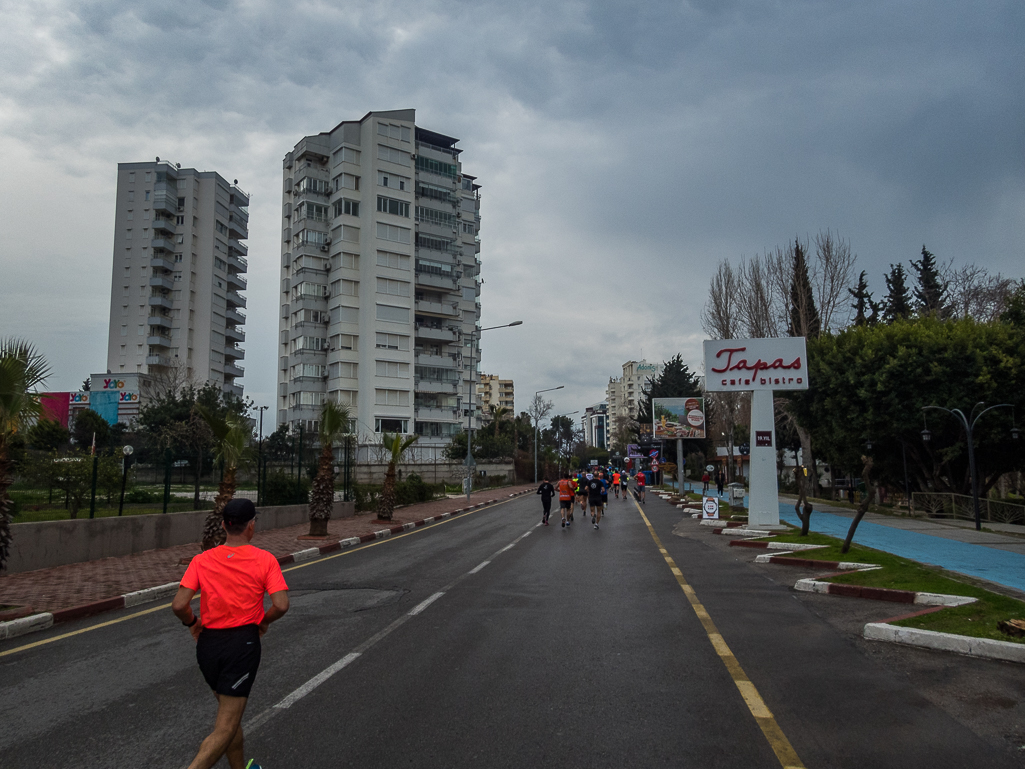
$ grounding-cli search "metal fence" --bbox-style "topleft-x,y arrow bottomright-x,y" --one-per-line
911,492 -> 1025,526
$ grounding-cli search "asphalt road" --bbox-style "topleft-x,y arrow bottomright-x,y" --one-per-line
1,491 -> 1021,768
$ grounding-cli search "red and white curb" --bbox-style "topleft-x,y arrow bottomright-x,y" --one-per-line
0,489 -> 533,643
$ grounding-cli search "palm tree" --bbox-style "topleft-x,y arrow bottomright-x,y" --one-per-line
196,405 -> 251,550
0,339 -> 50,572
489,404 -> 510,439
308,401 -> 350,536
376,432 -> 418,521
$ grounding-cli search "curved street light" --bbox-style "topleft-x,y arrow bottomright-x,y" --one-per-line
921,402 -> 1017,530
465,321 -> 523,501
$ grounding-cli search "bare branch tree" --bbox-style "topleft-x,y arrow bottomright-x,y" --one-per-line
944,262 -> 1014,322
701,260 -> 743,340
813,229 -> 857,332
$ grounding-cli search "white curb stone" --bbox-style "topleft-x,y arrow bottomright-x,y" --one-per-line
123,582 -> 179,607
913,592 -> 978,607
291,548 -> 321,563
719,528 -> 775,537
340,537 -> 361,547
0,612 -> 54,641
864,623 -> 1025,663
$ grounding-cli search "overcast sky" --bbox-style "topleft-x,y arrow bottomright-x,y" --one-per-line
1,0 -> 1022,421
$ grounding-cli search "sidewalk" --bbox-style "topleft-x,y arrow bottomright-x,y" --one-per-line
0,484 -> 535,616
776,496 -> 1025,593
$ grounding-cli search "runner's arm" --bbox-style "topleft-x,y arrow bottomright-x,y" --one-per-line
258,590 -> 290,636
171,587 -> 198,624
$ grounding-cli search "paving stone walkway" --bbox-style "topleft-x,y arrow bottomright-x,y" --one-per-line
0,484 -> 535,614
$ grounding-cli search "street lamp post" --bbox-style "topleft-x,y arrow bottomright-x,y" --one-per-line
534,385 -> 565,483
465,321 -> 522,501
921,402 -> 1017,531
256,405 -> 268,506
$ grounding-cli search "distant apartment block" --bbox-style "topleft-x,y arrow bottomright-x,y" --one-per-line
478,374 -> 514,418
106,160 -> 249,399
582,402 -> 609,448
606,360 -> 663,428
277,110 -> 483,444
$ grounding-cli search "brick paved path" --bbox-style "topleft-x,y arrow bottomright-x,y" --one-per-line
0,484 -> 536,614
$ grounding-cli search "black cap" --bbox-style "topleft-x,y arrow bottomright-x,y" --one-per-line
223,498 -> 256,525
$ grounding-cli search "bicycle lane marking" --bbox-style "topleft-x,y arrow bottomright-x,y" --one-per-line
632,498 -> 806,769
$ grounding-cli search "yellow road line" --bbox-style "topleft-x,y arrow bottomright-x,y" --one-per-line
633,499 -> 806,769
0,495 -> 521,657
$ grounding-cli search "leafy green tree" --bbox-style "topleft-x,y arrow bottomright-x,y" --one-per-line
196,406 -> 252,550
308,401 -> 350,537
263,424 -> 295,461
848,270 -> 878,326
789,239 -> 821,338
27,451 -> 122,518
911,245 -> 948,316
1000,280 -> 1025,328
377,433 -> 418,521
636,354 -> 703,427
27,418 -> 70,451
882,264 -> 912,323
71,409 -> 111,450
787,317 -> 1025,497
0,339 -> 50,570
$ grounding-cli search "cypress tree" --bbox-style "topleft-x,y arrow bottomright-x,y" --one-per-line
788,240 -> 820,338
911,245 -> 947,316
882,264 -> 911,323
847,270 -> 877,326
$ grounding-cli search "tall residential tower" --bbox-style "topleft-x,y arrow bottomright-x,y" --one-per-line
106,161 -> 249,397
278,110 -> 483,445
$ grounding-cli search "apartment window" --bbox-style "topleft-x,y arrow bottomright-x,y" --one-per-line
376,278 -> 409,297
214,257 -> 227,272
331,307 -> 359,325
376,333 -> 409,351
176,215 -> 184,225
215,221 -> 228,236
122,285 -> 130,296
289,391 -> 326,407
375,389 -> 409,407
376,304 -> 409,323
377,251 -> 409,270
120,325 -> 128,336
378,172 -> 408,191
377,145 -> 408,165
377,223 -> 410,244
290,363 -> 326,380
174,254 -> 183,263
377,196 -> 409,218
331,333 -> 357,350
128,172 -> 135,183
144,190 -> 150,201
121,305 -> 129,316
177,178 -> 188,189
173,273 -> 183,282
375,418 -> 409,433
333,390 -> 358,406
128,191 -> 135,202
416,258 -> 452,276
333,173 -> 360,191
336,252 -> 359,270
341,225 -> 359,243
377,122 -> 411,142
416,233 -> 456,253
415,156 -> 458,178
145,172 -> 151,182
461,222 -> 476,234
330,361 -> 358,379
333,199 -> 359,217
415,206 -> 456,227
298,229 -> 329,246
335,146 -> 360,165
375,360 -> 409,378
302,203 -> 329,222
331,279 -> 359,297
292,282 -> 328,300
126,229 -> 132,240
291,336 -> 328,352
127,211 -> 133,221
124,267 -> 131,277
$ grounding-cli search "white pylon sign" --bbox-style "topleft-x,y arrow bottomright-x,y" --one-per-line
703,338 -> 809,528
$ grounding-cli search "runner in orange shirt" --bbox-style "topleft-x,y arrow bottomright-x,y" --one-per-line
612,470 -> 621,498
172,498 -> 290,769
557,473 -> 576,528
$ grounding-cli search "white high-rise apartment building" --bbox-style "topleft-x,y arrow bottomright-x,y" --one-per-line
278,110 -> 483,444
106,161 -> 249,398
606,360 -> 663,426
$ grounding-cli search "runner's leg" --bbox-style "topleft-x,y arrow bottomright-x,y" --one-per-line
188,694 -> 248,769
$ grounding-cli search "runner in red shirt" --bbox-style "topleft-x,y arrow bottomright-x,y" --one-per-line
636,470 -> 647,504
172,498 -> 289,769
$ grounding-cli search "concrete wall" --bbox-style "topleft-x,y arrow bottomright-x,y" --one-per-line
353,461 -> 515,485
7,500 -> 354,574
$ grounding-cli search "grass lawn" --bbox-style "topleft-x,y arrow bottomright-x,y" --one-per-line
756,530 -> 1025,645
10,488 -> 214,522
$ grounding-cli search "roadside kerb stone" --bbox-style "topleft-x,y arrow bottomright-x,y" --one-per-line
0,489 -> 534,644
863,623 -> 1025,664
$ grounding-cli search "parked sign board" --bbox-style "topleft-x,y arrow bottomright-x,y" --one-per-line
653,397 -> 705,440
703,337 -> 809,392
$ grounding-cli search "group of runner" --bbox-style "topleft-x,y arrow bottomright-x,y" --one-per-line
536,468 -> 647,530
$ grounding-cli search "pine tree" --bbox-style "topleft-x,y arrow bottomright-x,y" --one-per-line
788,240 -> 820,338
636,355 -> 702,426
882,264 -> 911,323
911,245 -> 947,316
847,270 -> 877,326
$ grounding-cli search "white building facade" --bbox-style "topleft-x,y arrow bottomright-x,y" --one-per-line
606,360 -> 663,427
277,110 -> 483,445
106,161 -> 249,398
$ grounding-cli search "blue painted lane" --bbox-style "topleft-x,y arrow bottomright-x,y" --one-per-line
776,505 -> 1025,593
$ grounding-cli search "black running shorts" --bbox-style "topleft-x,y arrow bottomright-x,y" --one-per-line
559,499 -> 572,509
196,624 -> 261,698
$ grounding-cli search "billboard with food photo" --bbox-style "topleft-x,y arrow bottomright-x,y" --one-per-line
653,397 -> 705,440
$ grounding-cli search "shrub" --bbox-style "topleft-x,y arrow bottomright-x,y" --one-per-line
263,471 -> 310,506
353,483 -> 381,513
124,488 -> 157,504
395,473 -> 439,506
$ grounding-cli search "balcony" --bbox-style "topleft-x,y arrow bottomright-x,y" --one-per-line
415,300 -> 459,317
147,315 -> 172,329
414,406 -> 460,421
147,334 -> 172,347
415,272 -> 459,292
415,352 -> 459,369
227,271 -> 247,291
224,344 -> 245,361
225,326 -> 245,344
414,379 -> 459,394
415,325 -> 457,343
229,239 -> 248,256
148,296 -> 174,310
226,308 -> 246,326
146,354 -> 171,367
151,237 -> 176,251
224,362 -> 245,378
228,215 -> 248,240
151,255 -> 175,272
417,218 -> 457,239
152,190 -> 177,213
149,275 -> 174,291
226,291 -> 246,309
223,382 -> 244,398
227,253 -> 247,273
151,217 -> 174,233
